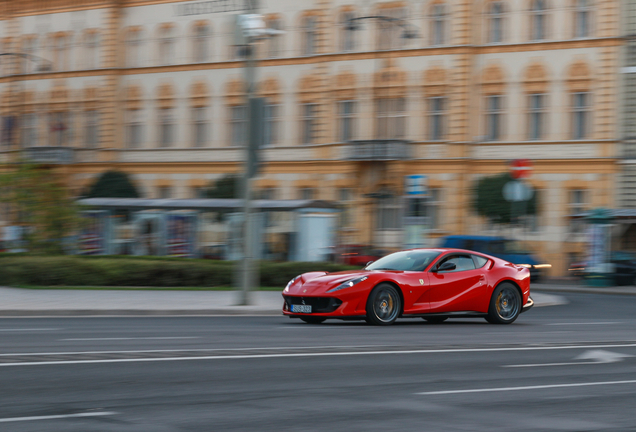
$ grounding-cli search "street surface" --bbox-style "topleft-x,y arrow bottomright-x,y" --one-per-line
1,292 -> 636,431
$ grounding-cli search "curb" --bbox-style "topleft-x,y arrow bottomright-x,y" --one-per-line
0,309 -> 283,317
534,287 -> 636,297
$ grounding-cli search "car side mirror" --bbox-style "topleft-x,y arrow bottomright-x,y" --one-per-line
433,262 -> 456,272
366,261 -> 374,267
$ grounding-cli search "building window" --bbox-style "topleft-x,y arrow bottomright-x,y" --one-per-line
54,35 -> 70,71
84,32 -> 100,69
193,24 -> 210,63
428,188 -> 442,229
376,98 -> 406,140
574,0 -> 591,38
338,100 -> 355,142
21,113 -> 37,147
339,187 -> 354,227
485,95 -> 503,141
428,97 -> 446,141
569,189 -> 587,232
158,186 -> 171,199
488,2 -> 504,43
159,108 -> 175,147
159,27 -> 175,65
22,37 -> 37,73
528,94 -> 545,140
268,19 -> 282,58
341,12 -> 355,52
302,103 -> 318,144
192,107 -> 208,147
126,30 -> 143,67
379,8 -> 406,50
231,105 -> 247,146
263,103 -> 280,146
85,110 -> 99,148
300,187 -> 315,200
572,92 -> 590,139
126,110 -> 143,148
303,16 -> 317,56
530,0 -> 547,41
49,112 -> 69,146
377,196 -> 401,230
431,4 -> 447,46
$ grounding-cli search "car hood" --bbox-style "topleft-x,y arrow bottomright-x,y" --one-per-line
288,270 -> 370,295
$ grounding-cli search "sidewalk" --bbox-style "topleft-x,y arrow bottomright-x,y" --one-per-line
0,287 -> 565,317
533,282 -> 636,296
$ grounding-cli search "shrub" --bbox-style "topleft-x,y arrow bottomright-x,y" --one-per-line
0,256 -> 357,288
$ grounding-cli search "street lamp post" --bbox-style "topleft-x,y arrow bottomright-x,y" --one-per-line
234,12 -> 284,305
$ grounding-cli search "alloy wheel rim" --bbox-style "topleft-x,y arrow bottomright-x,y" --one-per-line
374,288 -> 398,322
495,287 -> 519,319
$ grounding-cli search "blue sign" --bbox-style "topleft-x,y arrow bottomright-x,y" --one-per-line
405,175 -> 428,196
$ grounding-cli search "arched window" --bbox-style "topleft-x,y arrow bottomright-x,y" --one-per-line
193,23 -> 210,63
54,33 -> 71,71
126,28 -> 144,68
341,11 -> 356,52
574,0 -> 591,38
84,31 -> 100,69
431,3 -> 447,46
378,7 -> 406,50
303,15 -> 317,55
488,2 -> 504,43
530,0 -> 547,41
267,17 -> 282,58
158,25 -> 176,65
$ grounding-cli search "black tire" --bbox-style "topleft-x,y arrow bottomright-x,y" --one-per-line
423,317 -> 448,324
365,283 -> 401,326
485,282 -> 522,324
300,317 -> 326,324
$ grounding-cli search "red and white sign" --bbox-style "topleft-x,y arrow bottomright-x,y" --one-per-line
510,159 -> 533,179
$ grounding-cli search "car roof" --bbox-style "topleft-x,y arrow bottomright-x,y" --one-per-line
404,248 -> 490,255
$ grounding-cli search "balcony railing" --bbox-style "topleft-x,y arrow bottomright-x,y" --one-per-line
22,146 -> 74,164
345,139 -> 410,161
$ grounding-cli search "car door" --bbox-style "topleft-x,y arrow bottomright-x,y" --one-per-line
428,254 -> 487,313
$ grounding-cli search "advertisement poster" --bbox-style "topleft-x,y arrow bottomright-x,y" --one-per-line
134,212 -> 164,256
166,213 -> 197,258
78,211 -> 107,255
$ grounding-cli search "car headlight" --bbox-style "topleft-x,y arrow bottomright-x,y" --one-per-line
284,276 -> 300,293
326,276 -> 368,293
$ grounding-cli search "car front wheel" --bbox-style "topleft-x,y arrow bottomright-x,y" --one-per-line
366,283 -> 401,326
486,282 -> 521,324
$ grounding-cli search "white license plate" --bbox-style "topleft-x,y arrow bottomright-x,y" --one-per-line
291,304 -> 312,313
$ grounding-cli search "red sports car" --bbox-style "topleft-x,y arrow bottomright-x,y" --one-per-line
282,248 -> 533,325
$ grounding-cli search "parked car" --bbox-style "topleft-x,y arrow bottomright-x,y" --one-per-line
338,245 -> 384,266
438,235 -> 549,281
569,251 -> 636,286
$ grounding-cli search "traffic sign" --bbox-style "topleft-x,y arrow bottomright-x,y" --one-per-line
404,175 -> 428,196
510,159 -> 532,179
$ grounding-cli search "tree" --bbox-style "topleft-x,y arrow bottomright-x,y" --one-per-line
473,173 -> 537,225
206,175 -> 241,199
86,170 -> 140,198
0,162 -> 81,254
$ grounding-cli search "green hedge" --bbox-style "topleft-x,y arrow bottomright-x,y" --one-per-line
0,256 -> 357,288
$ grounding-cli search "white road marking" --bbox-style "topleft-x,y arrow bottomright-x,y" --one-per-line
0,411 -> 116,423
504,349 -> 633,368
546,322 -> 620,326
416,379 -> 636,395
0,328 -> 61,332
60,337 -> 201,341
2,342 -> 636,367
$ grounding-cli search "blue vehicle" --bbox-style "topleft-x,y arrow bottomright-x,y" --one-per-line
438,235 -> 547,281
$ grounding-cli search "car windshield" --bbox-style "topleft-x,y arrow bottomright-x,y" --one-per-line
366,250 -> 441,272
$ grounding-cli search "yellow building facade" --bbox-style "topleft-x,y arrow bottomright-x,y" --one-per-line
0,0 -> 622,275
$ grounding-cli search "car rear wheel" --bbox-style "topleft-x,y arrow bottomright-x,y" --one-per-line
486,282 -> 521,324
423,317 -> 447,324
300,317 -> 326,324
366,283 -> 401,326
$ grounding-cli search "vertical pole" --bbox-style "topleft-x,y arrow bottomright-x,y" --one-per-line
239,28 -> 257,305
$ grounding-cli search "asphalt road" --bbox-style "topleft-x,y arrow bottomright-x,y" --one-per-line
1,292 -> 636,431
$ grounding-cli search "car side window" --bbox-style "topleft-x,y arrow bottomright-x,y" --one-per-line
439,255 -> 476,272
472,255 -> 489,269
